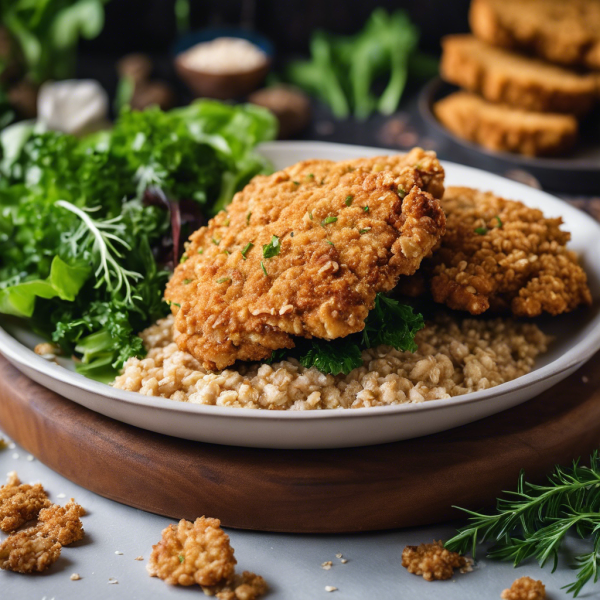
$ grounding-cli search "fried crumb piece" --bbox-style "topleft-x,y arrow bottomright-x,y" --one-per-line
34,342 -> 60,357
402,540 -> 467,581
135,556 -> 144,561
210,571 -> 268,600
70,573 -> 81,580
108,578 -> 119,584
36,499 -> 85,546
325,586 -> 338,592
0,471 -> 50,533
321,560 -> 333,570
0,530 -> 61,573
501,576 -> 545,600
0,438 -> 6,450
340,559 -> 348,564
147,517 -> 237,587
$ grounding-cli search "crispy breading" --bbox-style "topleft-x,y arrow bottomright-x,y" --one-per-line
209,571 -> 268,600
401,540 -> 466,581
165,148 -> 446,370
0,530 -> 61,573
470,0 -> 600,70
501,576 -> 546,600
400,187 -> 592,317
434,92 -> 578,157
36,499 -> 86,546
441,34 -> 597,115
147,517 -> 237,587
0,471 -> 50,533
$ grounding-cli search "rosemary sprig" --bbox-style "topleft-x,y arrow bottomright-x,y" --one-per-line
446,451 -> 600,597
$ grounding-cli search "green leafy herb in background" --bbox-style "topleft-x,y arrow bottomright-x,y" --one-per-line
287,8 -> 434,119
270,294 -> 424,375
446,452 -> 600,597
0,100 -> 277,381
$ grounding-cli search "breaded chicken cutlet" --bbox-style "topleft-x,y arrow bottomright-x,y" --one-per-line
441,35 -> 598,115
399,187 -> 592,317
470,0 -> 600,70
165,148 -> 446,370
434,92 -> 578,157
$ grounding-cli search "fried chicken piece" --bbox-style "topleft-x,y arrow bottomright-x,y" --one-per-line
400,187 -> 592,316
0,471 -> 50,533
147,517 -> 237,587
36,499 -> 86,546
470,0 -> 600,70
441,34 -> 597,115
501,576 -> 546,600
165,148 -> 446,370
401,540 -> 467,581
0,530 -> 61,573
434,92 -> 578,157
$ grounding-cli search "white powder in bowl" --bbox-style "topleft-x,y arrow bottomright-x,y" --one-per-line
179,37 -> 268,74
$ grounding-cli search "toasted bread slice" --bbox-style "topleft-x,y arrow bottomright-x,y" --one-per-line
434,91 -> 577,157
441,34 -> 597,115
470,0 -> 600,70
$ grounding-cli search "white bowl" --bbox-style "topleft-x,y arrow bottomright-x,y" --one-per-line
1,141 -> 599,449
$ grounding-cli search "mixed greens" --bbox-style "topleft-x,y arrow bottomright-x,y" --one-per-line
287,8 -> 436,119
447,453 -> 600,597
0,100 -> 277,381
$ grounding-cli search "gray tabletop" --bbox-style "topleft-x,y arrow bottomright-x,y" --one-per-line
1,431 -> 589,600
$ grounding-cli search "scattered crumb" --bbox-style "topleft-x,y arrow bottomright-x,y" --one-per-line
0,530 -> 62,573
108,578 -> 118,584
402,540 -> 467,581
8,442 -> 15,450
325,586 -> 338,592
0,438 -> 6,450
115,551 -> 123,555
57,493 -> 66,499
147,517 -> 266,598
26,455 -> 34,462
460,557 -> 474,574
321,561 -> 333,570
340,559 -> 348,564
582,376 -> 589,383
0,471 -> 51,532
70,573 -> 81,581
335,553 -> 342,559
135,556 -> 144,561
11,453 -> 19,459
501,576 -> 546,600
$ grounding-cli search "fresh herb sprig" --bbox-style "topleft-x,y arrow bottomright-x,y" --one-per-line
446,452 -> 600,597
269,294 -> 424,375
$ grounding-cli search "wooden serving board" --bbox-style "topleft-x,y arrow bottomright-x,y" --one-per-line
1,354 -> 599,533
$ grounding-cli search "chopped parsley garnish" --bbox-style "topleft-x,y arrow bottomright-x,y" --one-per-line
306,173 -> 314,179
169,302 -> 181,308
397,186 -> 406,198
246,212 -> 252,225
179,254 -> 188,263
183,279 -> 192,284
211,238 -> 220,246
474,227 -> 488,235
267,295 -> 423,375
321,216 -> 338,226
320,178 -> 326,185
345,195 -> 353,206
308,211 -> 314,220
326,240 -> 334,246
197,248 -> 204,254
223,216 -> 230,226
261,261 -> 268,276
359,228 -> 371,234
262,235 -> 281,258
223,249 -> 230,255
178,555 -> 184,563
363,206 -> 369,212
292,180 -> 300,185
494,216 -> 503,228
216,277 -> 231,284
241,242 -> 254,259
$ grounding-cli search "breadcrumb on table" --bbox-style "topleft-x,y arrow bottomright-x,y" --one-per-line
501,576 -> 545,600
0,471 -> 50,533
402,540 -> 467,581
35,499 -> 86,546
0,530 -> 61,573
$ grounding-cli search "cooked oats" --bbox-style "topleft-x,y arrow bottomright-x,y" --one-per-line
114,314 -> 550,409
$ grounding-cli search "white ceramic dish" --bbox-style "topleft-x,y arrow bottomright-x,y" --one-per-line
1,141 -> 599,449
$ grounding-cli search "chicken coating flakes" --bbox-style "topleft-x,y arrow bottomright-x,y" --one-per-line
207,571 -> 268,600
402,187 -> 591,317
401,540 -> 467,581
501,576 -> 546,600
0,530 -> 61,573
147,517 -> 237,587
165,148 -> 446,370
0,471 -> 50,533
36,499 -> 86,546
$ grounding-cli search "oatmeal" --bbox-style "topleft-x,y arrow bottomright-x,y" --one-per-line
114,314 -> 550,410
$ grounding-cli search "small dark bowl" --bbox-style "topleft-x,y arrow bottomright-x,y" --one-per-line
173,28 -> 273,100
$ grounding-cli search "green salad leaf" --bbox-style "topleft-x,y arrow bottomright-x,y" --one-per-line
0,100 -> 277,380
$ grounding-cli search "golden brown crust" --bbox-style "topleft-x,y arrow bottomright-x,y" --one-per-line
36,500 -> 85,546
147,517 -> 237,587
470,0 -> 600,70
401,540 -> 466,581
210,571 -> 268,600
401,186 -> 592,317
0,530 -> 61,573
441,34 -> 597,115
0,472 -> 50,533
434,91 -> 578,157
501,576 -> 546,600
165,149 -> 446,370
